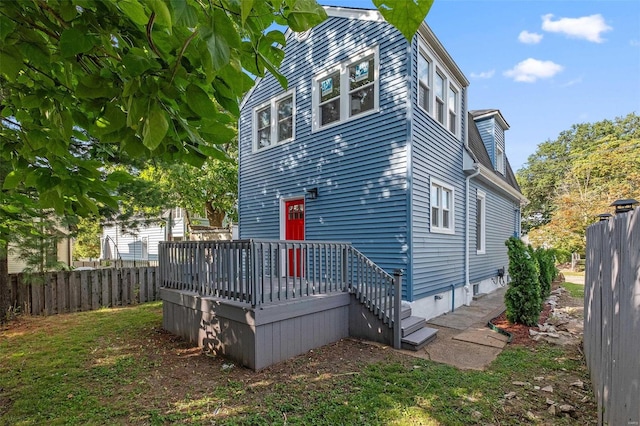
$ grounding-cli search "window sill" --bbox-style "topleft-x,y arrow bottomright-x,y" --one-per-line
476,250 -> 485,255
311,107 -> 379,134
252,138 -> 295,154
431,227 -> 455,235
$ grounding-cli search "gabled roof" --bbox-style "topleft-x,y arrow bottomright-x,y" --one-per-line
470,109 -> 510,130
467,112 -> 522,195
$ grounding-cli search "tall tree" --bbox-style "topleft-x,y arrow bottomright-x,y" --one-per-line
0,0 -> 434,319
519,113 -> 640,252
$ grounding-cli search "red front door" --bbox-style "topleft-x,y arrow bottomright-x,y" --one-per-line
285,199 -> 304,277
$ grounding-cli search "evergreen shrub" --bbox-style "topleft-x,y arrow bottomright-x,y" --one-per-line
504,237 -> 541,326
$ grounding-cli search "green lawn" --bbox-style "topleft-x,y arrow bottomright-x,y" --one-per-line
0,302 -> 595,425
562,282 -> 585,299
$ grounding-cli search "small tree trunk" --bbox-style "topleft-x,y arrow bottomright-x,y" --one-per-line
0,240 -> 9,324
205,201 -> 225,228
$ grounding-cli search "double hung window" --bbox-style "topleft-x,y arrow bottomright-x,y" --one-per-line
417,41 -> 461,137
253,91 -> 295,151
431,179 -> 455,234
313,47 -> 379,131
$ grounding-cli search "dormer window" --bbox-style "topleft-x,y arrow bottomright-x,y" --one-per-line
312,46 -> 379,131
416,42 -> 462,138
253,90 -> 295,151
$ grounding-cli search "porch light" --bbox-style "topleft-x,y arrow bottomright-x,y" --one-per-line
610,198 -> 639,214
306,187 -> 318,200
597,213 -> 612,222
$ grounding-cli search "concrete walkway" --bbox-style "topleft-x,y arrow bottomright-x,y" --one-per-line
398,287 -> 509,370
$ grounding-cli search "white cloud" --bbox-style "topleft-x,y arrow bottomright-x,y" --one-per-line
561,77 -> 582,87
519,30 -> 543,44
541,14 -> 612,43
470,70 -> 495,79
504,58 -> 564,83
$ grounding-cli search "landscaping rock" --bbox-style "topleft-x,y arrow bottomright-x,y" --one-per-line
541,385 -> 553,393
504,392 -> 517,400
546,398 -> 555,405
559,404 -> 575,413
570,380 -> 584,389
548,405 -> 557,416
512,381 -> 530,386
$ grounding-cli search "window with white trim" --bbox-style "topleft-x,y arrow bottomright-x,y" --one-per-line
431,179 -> 455,234
496,146 -> 504,174
476,190 -> 486,254
253,91 -> 295,151
434,70 -> 445,125
416,42 -> 462,137
313,47 -> 379,131
417,51 -> 431,112
448,85 -> 458,134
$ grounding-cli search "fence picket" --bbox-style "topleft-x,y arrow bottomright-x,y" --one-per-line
584,209 -> 639,426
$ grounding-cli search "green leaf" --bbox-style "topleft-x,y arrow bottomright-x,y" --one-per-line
186,84 -> 217,118
3,171 -> 22,190
0,15 -> 16,42
59,28 -> 95,57
372,0 -> 434,41
142,105 -> 169,150
241,0 -> 255,25
147,0 -> 172,31
0,49 -> 23,81
59,0 -> 78,21
284,0 -> 327,32
171,0 -> 198,27
119,0 -> 149,25
122,50 -> 157,77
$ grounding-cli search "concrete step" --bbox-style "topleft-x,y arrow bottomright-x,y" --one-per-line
401,327 -> 438,351
401,315 -> 426,337
401,305 -> 412,320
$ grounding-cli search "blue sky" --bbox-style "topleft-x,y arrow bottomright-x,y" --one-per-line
321,0 -> 640,171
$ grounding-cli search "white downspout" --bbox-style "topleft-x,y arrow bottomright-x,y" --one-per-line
465,166 -> 480,305
464,107 -> 480,306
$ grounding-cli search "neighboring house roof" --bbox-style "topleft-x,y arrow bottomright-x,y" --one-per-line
467,112 -> 523,196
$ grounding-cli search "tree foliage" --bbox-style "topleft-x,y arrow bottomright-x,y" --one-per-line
0,0 -> 434,318
517,113 -> 640,253
504,237 -> 541,326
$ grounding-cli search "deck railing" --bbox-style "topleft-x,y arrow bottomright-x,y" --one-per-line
159,240 -> 400,333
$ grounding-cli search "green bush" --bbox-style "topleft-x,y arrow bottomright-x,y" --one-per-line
534,247 -> 558,300
550,248 -> 571,265
505,237 -> 542,326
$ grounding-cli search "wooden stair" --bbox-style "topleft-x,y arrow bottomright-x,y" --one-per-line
399,305 -> 438,351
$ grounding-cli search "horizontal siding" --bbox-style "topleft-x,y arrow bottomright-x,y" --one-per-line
476,118 -> 494,166
102,223 -> 166,261
239,16 -> 410,289
410,42 -> 467,301
469,181 -> 517,282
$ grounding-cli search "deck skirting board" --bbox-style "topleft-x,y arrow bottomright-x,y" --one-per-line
161,288 -> 352,370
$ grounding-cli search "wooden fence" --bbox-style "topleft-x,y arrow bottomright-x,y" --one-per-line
584,208 -> 639,426
73,259 -> 159,268
8,267 -> 160,316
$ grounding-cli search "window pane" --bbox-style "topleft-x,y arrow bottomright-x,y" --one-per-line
258,128 -> 271,148
435,72 -> 444,99
320,72 -> 340,103
431,186 -> 440,207
349,57 -> 374,90
320,99 -> 340,125
436,99 -> 444,124
257,107 -> 270,129
443,210 -> 449,228
277,96 -> 293,120
419,84 -> 429,111
431,207 -> 439,227
443,189 -> 450,209
418,54 -> 429,83
448,87 -> 456,111
349,85 -> 374,116
449,112 -> 456,133
476,198 -> 483,250
278,117 -> 292,141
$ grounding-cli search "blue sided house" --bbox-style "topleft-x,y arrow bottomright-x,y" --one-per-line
160,6 -> 526,371
238,7 -> 525,320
